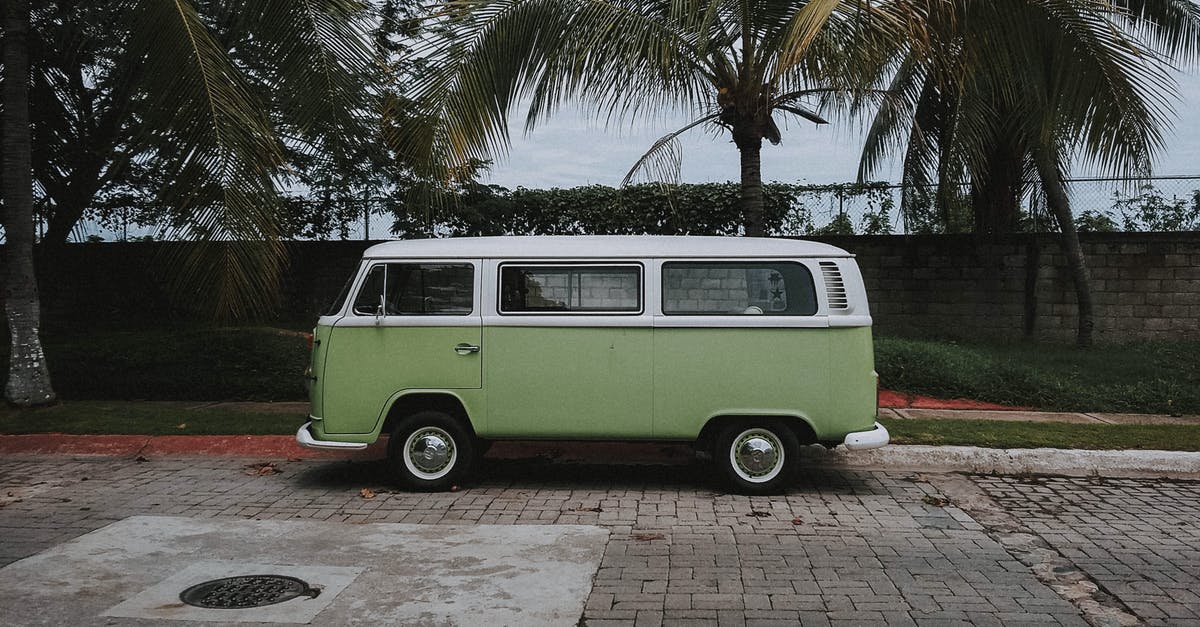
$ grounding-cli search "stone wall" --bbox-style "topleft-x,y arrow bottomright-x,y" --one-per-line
814,232 -> 1200,343
6,232 -> 1199,343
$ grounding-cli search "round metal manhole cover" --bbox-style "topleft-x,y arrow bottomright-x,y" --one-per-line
179,575 -> 317,609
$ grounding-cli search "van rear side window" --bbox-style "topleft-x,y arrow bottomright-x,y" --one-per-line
352,263 -> 474,315
662,262 -> 818,315
500,265 -> 641,313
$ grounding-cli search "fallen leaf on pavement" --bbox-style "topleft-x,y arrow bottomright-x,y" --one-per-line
922,494 -> 951,507
243,462 -> 280,476
746,510 -> 771,518
359,488 -> 376,499
632,532 -> 665,542
791,517 -> 804,525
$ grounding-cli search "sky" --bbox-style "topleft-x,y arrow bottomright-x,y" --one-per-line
485,70 -> 1200,190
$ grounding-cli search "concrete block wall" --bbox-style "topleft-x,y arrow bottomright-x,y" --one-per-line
7,232 -> 1199,343
813,232 -> 1200,343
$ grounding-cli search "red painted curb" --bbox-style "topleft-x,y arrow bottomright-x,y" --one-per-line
0,433 -> 385,460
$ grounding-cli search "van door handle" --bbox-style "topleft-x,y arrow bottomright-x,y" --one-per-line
454,343 -> 480,355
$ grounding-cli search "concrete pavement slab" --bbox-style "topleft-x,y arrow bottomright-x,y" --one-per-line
892,408 -> 1102,423
813,444 -> 1200,478
1084,412 -> 1200,425
0,515 -> 608,626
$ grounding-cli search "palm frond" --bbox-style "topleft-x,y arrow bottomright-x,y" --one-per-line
242,0 -> 380,161
127,0 -> 285,320
621,112 -> 721,186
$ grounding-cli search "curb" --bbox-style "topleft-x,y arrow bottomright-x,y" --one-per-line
806,444 -> 1200,479
876,390 -> 1030,411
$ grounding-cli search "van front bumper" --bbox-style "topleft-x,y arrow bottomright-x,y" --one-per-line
843,422 -> 890,451
296,421 -> 368,451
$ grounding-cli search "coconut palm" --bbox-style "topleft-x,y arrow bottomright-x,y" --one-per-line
859,0 -> 1200,346
1,0 -> 378,406
403,0 -> 901,235
3,0 -> 56,405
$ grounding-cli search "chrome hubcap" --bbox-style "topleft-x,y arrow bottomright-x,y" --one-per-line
731,429 -> 783,482
407,428 -> 453,475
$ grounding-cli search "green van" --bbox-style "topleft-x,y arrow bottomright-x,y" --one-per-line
297,236 -> 888,494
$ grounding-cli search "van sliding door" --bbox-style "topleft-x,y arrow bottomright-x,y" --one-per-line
483,263 -> 653,438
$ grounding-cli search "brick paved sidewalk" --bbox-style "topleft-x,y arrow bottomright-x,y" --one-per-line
4,454 -> 1195,625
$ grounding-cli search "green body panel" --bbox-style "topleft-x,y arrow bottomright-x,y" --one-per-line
482,326 -> 653,438
822,327 -> 879,437
655,328 -> 830,440
311,323 -> 876,442
309,389 -> 486,443
307,325 -> 334,419
319,323 -> 481,434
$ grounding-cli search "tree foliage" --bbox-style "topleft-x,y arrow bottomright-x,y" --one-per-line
5,0 -> 391,318
858,0 -> 1200,345
402,0 -> 899,234
389,181 -> 896,237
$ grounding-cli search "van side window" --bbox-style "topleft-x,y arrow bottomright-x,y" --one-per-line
352,263 -> 474,315
662,262 -> 818,316
500,265 -> 641,313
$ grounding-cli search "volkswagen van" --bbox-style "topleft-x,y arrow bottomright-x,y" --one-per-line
297,236 -> 888,494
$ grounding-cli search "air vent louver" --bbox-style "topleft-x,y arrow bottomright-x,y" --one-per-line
819,261 -> 849,310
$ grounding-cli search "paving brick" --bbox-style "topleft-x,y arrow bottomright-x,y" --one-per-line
0,456 -> 1147,626
974,474 -> 1200,626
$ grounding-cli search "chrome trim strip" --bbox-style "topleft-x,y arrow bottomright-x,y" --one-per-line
296,421 -> 368,451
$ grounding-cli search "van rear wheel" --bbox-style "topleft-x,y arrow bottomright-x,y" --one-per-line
387,411 -> 475,491
714,420 -> 799,495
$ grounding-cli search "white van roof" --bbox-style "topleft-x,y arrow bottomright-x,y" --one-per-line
363,236 -> 852,259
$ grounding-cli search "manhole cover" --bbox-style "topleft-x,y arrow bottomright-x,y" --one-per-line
179,575 -> 317,609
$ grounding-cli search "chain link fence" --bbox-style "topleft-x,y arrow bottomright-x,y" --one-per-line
48,175 -> 1200,242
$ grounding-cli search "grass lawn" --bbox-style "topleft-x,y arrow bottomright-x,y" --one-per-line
875,336 -> 1200,415
0,401 -> 302,436
881,418 -> 1200,451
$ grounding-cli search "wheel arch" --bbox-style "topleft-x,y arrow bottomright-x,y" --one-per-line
695,413 -> 818,453
378,391 -> 478,439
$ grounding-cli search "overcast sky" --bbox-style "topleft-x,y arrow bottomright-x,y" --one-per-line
486,71 -> 1200,190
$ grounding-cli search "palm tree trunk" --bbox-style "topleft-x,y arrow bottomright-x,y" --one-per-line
735,131 -> 765,236
1034,150 -> 1094,347
3,0 -> 58,406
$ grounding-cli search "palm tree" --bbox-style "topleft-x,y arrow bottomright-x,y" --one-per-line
860,0 -> 1200,346
403,0 -> 897,235
1,0 -> 378,406
3,0 -> 56,405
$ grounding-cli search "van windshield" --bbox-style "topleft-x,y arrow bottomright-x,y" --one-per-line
324,262 -> 362,316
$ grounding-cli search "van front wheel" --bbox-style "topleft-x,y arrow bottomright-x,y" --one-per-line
715,421 -> 799,495
387,411 -> 475,491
